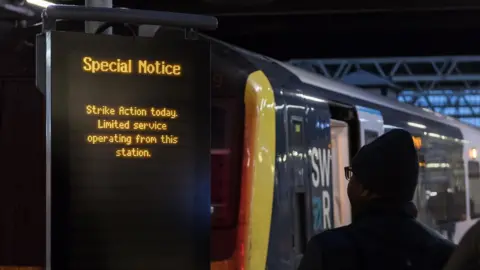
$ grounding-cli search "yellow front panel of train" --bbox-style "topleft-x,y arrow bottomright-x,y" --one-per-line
242,70 -> 276,270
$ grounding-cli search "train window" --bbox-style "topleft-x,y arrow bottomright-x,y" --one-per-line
421,137 -> 466,230
364,130 -> 378,145
211,104 -> 236,228
211,100 -> 243,261
468,160 -> 480,218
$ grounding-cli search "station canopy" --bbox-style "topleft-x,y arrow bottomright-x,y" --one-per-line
289,56 -> 480,127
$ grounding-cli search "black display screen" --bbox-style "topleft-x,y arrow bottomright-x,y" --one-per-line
37,31 -> 210,270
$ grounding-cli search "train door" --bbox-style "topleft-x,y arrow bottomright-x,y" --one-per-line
328,103 -> 359,229
355,105 -> 384,145
285,104 -> 309,269
302,96 -> 334,239
330,120 -> 351,227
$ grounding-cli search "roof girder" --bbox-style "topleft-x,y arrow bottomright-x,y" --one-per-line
289,56 -> 480,91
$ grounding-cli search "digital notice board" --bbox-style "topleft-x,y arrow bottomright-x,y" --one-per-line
36,31 -> 210,270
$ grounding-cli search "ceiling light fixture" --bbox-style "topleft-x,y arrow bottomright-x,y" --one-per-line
26,0 -> 54,8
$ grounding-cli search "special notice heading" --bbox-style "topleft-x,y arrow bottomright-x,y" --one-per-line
82,56 -> 182,76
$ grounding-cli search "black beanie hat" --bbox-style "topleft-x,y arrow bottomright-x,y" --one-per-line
351,129 -> 419,202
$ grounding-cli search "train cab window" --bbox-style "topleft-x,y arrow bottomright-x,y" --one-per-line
364,130 -> 378,145
211,101 -> 243,261
468,160 -> 480,218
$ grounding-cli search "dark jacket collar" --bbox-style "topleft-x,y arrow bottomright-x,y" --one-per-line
353,198 -> 418,222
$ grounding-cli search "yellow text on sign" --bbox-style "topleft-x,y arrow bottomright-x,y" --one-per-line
82,57 -> 182,76
84,104 -> 181,159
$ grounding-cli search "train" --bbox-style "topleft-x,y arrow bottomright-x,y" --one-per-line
206,36 -> 480,270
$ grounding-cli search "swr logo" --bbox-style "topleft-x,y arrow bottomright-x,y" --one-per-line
310,147 -> 332,231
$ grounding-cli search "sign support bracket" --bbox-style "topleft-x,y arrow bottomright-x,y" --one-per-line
41,5 -> 218,33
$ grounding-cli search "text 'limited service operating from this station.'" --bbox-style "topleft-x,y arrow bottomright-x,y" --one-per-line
84,105 -> 180,159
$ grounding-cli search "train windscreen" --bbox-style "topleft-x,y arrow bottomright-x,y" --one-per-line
211,100 -> 243,262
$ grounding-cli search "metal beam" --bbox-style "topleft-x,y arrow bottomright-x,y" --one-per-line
433,113 -> 480,119
393,75 -> 480,82
399,90 -> 480,96
289,54 -> 480,126
317,56 -> 480,64
398,90 -> 480,122
289,56 -> 480,91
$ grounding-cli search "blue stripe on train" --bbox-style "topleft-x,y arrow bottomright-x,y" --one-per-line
356,105 -> 382,116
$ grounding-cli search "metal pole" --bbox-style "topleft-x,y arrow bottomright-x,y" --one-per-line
85,0 -> 112,34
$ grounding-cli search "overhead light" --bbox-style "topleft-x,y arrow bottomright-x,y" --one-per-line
26,0 -> 55,8
469,148 -> 478,160
407,122 -> 426,129
1,3 -> 35,16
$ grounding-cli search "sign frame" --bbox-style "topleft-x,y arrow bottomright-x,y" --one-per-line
37,29 -> 211,270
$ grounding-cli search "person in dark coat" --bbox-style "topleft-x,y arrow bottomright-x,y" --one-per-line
298,129 -> 455,270
442,220 -> 480,270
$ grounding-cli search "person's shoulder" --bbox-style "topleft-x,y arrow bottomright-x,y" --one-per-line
308,226 -> 354,249
462,220 -> 480,243
420,230 -> 457,267
442,221 -> 480,270
301,226 -> 358,270
451,220 -> 480,254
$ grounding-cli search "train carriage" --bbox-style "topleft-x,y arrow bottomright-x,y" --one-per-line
208,37 -> 480,270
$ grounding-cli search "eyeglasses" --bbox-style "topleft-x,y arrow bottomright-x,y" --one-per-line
344,166 -> 353,181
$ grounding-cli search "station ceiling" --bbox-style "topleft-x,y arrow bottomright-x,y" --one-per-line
97,0 -> 480,60
2,0 -> 480,60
